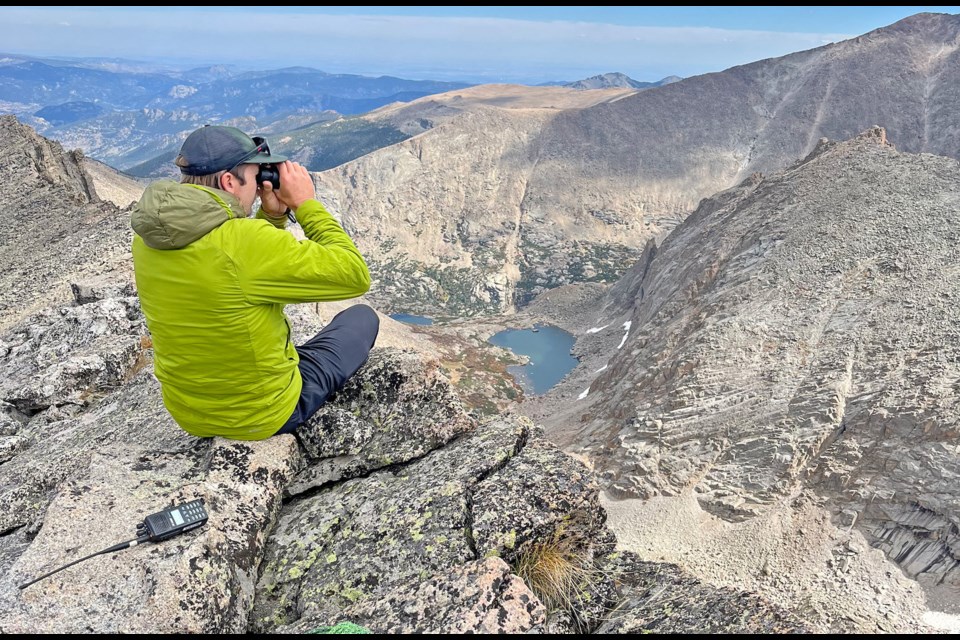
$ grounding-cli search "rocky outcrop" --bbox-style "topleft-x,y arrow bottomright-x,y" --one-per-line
538,128 -> 960,617
0,115 -> 133,332
0,283 -> 808,633
0,288 -> 146,415
252,416 -> 527,630
277,557 -> 548,634
2,434 -> 300,633
292,349 -> 476,493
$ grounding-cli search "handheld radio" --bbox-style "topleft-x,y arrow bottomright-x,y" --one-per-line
19,498 -> 208,589
139,499 -> 208,541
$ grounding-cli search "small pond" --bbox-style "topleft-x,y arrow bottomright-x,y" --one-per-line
488,324 -> 578,395
389,313 -> 434,326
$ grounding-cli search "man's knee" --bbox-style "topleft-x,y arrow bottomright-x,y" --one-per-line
351,304 -> 380,344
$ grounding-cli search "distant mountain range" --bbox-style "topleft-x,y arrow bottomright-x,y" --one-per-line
534,72 -> 680,89
0,53 -> 675,175
0,53 -> 475,171
0,54 -> 473,119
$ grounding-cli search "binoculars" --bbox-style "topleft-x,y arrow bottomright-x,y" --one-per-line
256,165 -> 280,189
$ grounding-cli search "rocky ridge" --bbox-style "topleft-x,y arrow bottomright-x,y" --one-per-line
565,72 -> 680,90
0,284 -> 809,634
0,115 -> 132,332
526,128 -> 959,628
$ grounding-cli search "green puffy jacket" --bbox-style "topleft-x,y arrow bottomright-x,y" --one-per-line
131,181 -> 370,440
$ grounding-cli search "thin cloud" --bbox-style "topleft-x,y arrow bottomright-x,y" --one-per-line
1,8 -> 855,82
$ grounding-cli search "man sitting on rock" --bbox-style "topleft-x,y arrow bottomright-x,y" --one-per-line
130,125 -> 379,440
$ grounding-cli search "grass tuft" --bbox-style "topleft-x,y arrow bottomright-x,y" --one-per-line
514,535 -> 595,618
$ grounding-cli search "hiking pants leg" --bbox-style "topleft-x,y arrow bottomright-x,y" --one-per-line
274,304 -> 379,435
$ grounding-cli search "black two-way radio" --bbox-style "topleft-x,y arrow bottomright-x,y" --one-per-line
139,499 -> 208,541
18,498 -> 208,590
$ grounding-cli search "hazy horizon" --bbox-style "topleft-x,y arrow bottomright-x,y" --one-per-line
2,7 -> 958,84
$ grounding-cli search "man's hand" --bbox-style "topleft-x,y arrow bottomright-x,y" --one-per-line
277,161 -> 317,211
258,174 -> 287,218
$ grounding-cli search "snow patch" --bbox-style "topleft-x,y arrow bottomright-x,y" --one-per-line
586,324 -> 609,334
578,387 -> 590,400
595,364 -> 608,373
617,320 -> 632,349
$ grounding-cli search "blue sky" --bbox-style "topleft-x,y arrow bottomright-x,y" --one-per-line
2,6 -> 958,83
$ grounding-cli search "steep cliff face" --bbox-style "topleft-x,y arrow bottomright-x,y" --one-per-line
316,87 -> 644,317
316,13 -> 960,316
536,128 -> 959,617
530,13 -> 960,237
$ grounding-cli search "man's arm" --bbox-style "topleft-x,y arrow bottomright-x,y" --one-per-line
235,161 -> 370,304
233,206 -> 371,304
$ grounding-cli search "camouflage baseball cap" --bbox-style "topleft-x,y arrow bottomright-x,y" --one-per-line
175,125 -> 287,176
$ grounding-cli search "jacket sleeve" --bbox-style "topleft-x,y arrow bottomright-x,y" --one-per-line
255,206 -> 287,230
233,199 -> 371,304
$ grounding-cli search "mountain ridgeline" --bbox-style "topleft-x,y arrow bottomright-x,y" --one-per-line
0,116 -> 132,331
565,72 -> 681,90
311,12 -> 960,317
0,56 -> 472,171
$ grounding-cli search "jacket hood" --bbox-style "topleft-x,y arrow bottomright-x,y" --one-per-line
131,181 -> 247,249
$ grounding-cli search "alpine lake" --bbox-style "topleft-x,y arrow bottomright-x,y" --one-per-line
390,315 -> 578,395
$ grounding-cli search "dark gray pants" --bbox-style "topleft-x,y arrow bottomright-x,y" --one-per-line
274,304 -> 379,435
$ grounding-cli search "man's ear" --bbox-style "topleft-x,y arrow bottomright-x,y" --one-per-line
219,171 -> 232,192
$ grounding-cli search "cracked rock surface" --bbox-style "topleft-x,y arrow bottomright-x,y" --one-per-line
0,289 -> 808,633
